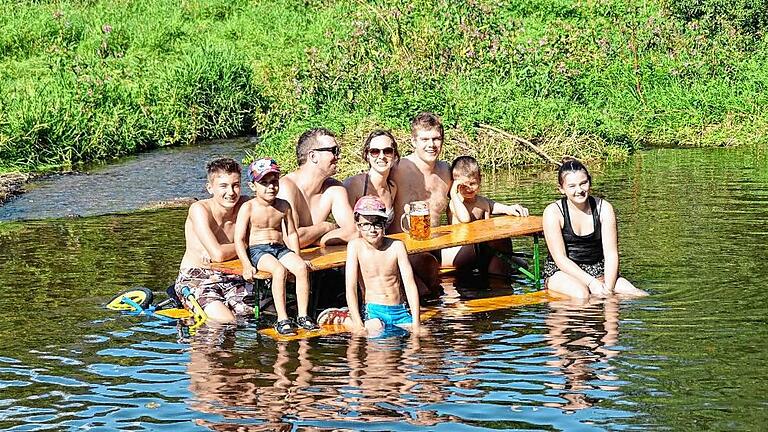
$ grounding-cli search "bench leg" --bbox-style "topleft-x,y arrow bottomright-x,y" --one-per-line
533,234 -> 541,289
512,234 -> 541,289
310,272 -> 320,319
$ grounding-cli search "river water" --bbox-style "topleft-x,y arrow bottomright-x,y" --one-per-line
0,144 -> 766,431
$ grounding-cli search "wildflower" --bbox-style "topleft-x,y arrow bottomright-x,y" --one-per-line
102,24 -> 112,34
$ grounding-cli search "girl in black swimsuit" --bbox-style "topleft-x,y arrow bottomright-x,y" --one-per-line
542,159 -> 648,299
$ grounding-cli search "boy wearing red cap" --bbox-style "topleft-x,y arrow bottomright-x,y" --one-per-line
321,195 -> 421,335
234,158 -> 318,335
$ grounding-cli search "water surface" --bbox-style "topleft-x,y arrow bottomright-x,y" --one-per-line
0,146 -> 766,431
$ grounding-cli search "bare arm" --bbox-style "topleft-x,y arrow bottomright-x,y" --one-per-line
543,203 -> 595,286
449,179 -> 472,223
282,202 -> 301,256
189,203 -> 237,263
599,199 -> 619,293
490,199 -> 530,217
396,242 -> 421,328
319,185 -> 359,246
344,240 -> 366,331
233,203 -> 256,281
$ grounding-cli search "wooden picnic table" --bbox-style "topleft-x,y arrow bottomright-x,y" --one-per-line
209,215 -> 544,285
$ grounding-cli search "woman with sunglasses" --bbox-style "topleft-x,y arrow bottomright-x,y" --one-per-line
343,129 -> 400,229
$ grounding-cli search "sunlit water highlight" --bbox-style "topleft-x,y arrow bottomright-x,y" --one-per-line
0,145 -> 766,431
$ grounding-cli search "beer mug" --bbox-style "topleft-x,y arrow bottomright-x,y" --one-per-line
401,201 -> 431,240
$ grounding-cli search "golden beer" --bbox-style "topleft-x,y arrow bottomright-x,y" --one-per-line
408,212 -> 431,240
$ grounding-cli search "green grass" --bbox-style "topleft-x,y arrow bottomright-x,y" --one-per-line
1,0 -> 766,174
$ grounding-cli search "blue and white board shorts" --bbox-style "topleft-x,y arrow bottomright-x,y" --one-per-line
364,303 -> 413,326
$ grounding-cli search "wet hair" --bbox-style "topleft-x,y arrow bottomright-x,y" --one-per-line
362,129 -> 400,165
557,157 -> 592,186
410,112 -> 444,138
296,127 -> 337,166
451,155 -> 481,179
206,158 -> 241,181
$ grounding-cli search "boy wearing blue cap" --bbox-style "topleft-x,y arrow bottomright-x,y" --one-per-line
234,158 -> 318,335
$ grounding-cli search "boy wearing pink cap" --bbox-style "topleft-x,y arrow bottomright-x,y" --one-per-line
234,158 -> 318,336
322,195 -> 421,335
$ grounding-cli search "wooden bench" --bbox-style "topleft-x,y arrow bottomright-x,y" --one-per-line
209,215 -> 544,286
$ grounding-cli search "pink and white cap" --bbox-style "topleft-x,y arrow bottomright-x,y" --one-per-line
353,195 -> 388,218
247,158 -> 280,182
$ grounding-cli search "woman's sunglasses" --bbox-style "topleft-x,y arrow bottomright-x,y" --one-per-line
368,147 -> 395,158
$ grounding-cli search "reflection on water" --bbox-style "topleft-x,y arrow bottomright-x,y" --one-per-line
0,146 -> 766,430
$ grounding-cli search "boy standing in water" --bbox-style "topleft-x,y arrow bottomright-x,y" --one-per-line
234,158 -> 318,336
320,195 -> 421,335
174,158 -> 252,324
445,155 -> 530,275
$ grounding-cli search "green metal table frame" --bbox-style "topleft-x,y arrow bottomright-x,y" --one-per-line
513,233 -> 542,289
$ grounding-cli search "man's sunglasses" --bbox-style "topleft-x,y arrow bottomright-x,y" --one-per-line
368,147 -> 395,158
313,146 -> 341,157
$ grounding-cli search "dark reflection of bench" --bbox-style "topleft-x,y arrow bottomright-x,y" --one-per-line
209,215 -> 544,286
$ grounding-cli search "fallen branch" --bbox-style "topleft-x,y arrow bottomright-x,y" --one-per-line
477,123 -> 561,167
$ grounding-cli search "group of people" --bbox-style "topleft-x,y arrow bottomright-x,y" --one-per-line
172,112 -> 647,337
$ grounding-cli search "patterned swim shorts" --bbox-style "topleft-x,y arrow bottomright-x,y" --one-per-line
174,267 -> 254,316
542,258 -> 605,280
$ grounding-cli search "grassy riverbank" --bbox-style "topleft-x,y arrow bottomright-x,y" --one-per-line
1,0 -> 766,174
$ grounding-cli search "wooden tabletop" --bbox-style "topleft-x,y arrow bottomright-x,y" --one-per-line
209,215 -> 543,276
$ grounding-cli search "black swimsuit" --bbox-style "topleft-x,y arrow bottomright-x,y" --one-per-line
543,196 -> 605,279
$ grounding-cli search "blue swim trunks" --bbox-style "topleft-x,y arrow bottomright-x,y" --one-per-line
364,303 -> 413,326
248,243 -> 292,267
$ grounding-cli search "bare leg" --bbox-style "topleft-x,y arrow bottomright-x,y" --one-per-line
279,252 -> 311,317
202,301 -> 237,324
441,244 -> 478,272
257,255 -> 289,322
364,318 -> 384,337
614,277 -> 648,297
545,270 -> 590,300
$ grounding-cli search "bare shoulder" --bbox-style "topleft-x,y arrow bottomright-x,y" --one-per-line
543,201 -> 563,221
435,160 -> 452,178
189,199 -> 212,217
322,176 -> 344,190
343,173 -> 364,189
322,177 -> 350,199
279,173 -> 299,190
278,174 -> 299,200
384,237 -> 406,252
393,156 -> 417,175
347,237 -> 364,253
596,197 -> 615,219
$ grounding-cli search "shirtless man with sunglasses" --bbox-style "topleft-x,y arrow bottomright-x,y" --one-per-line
278,128 -> 358,247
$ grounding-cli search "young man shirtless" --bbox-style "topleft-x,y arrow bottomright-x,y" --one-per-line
234,158 -> 318,335
445,155 -> 530,275
174,158 -> 252,324
321,196 -> 421,335
277,128 -> 358,248
390,112 -> 452,296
